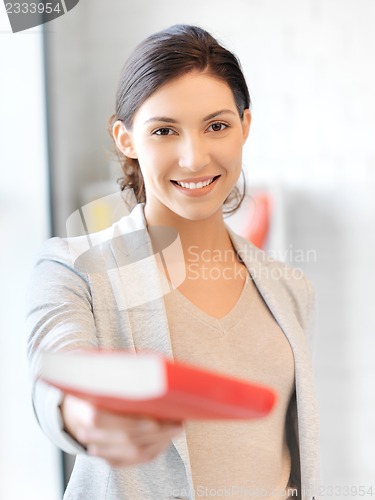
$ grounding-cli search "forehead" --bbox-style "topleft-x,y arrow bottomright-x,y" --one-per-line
133,72 -> 237,123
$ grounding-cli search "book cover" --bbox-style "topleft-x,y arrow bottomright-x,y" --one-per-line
39,350 -> 277,420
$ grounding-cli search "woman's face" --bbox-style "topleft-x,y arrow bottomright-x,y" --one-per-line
114,71 -> 251,224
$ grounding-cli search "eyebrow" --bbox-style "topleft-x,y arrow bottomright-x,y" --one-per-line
143,109 -> 236,125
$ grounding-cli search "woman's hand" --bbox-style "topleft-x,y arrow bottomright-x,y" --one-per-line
60,394 -> 183,467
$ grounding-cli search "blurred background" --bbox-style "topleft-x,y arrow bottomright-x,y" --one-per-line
1,0 -> 374,498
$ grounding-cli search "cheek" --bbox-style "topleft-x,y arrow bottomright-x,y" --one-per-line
134,146 -> 159,178
137,151 -> 172,191
217,138 -> 243,170
136,140 -> 174,171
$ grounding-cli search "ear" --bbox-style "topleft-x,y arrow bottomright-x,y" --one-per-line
241,109 -> 252,144
112,120 -> 138,159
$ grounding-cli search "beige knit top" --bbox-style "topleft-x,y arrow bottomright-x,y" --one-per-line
164,276 -> 295,499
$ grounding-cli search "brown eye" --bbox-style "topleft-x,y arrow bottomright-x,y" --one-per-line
153,128 -> 174,136
208,122 -> 228,132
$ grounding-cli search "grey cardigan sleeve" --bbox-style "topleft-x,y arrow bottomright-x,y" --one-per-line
26,237 -> 98,455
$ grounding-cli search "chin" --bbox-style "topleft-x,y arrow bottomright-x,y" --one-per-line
172,205 -> 223,223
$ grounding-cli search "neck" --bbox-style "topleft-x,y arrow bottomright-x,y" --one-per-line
143,203 -> 233,254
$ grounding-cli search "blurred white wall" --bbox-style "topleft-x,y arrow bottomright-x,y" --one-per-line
0,10 -> 61,500
1,0 -> 374,495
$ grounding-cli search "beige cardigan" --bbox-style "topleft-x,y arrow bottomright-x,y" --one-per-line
26,203 -> 321,500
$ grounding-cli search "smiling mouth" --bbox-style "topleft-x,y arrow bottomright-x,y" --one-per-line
171,175 -> 220,190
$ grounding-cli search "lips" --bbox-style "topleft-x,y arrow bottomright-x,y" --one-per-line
171,175 -> 220,190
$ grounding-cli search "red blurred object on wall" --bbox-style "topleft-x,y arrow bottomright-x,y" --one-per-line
242,193 -> 271,249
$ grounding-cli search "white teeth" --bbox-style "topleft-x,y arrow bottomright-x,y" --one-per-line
175,178 -> 215,189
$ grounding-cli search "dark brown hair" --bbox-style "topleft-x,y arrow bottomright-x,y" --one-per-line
109,24 -> 251,214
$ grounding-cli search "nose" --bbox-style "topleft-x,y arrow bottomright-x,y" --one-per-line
178,133 -> 210,171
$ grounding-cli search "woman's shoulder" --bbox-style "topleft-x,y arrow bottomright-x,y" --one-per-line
33,203 -> 147,273
230,230 -> 311,280
35,236 -> 71,260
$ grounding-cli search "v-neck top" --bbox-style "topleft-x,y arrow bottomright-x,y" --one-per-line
171,275 -> 253,333
164,277 -> 295,498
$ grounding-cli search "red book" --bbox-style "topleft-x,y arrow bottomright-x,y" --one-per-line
39,350 -> 277,420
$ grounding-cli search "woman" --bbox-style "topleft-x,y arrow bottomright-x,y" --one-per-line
27,25 -> 320,500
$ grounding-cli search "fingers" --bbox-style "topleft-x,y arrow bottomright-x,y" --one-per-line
70,405 -> 183,468
87,437 -> 171,468
78,419 -> 182,449
77,410 -> 182,442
